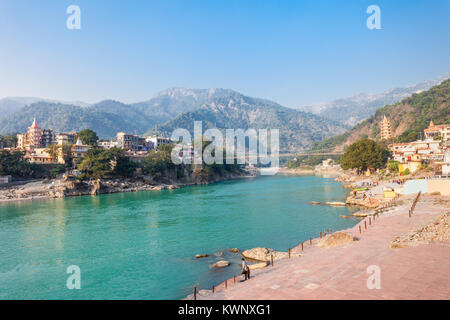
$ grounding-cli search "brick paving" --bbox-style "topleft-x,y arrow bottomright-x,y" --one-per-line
197,195 -> 450,300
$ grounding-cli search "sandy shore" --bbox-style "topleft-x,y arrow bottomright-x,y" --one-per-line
190,193 -> 450,300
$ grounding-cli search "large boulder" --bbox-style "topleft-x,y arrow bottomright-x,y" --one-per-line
318,232 -> 357,248
241,247 -> 288,262
211,260 -> 230,268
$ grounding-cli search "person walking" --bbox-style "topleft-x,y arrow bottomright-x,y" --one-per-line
241,258 -> 250,280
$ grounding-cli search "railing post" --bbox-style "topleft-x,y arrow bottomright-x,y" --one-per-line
359,225 -> 361,234
310,238 -> 312,245
212,285 -> 215,293
194,286 -> 197,300
288,248 -> 291,258
364,221 -> 367,230
225,280 -> 227,289
301,242 -> 304,251
271,254 -> 274,266
233,275 -> 236,283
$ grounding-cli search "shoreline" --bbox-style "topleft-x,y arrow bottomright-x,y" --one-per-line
185,170 -> 362,299
185,170 -> 449,300
186,167 -> 450,300
190,193 -> 450,300
0,172 -> 256,205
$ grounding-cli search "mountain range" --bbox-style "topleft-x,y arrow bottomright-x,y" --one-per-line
0,89 -> 346,152
297,71 -> 449,127
0,72 -> 448,152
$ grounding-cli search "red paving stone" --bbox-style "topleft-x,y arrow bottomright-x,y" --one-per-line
197,195 -> 450,300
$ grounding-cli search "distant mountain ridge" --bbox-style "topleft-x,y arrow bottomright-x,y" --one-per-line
297,72 -> 449,127
0,88 -> 346,152
150,91 -> 347,152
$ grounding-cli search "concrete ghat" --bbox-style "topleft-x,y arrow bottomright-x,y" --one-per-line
195,194 -> 450,300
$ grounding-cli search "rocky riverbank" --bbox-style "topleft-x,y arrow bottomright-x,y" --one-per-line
0,170 -> 255,203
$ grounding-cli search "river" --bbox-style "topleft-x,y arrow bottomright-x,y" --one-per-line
0,175 -> 359,299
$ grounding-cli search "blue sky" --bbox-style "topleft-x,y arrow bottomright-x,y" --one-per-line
0,0 -> 448,107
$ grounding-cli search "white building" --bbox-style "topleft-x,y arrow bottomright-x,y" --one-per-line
146,135 -> 172,149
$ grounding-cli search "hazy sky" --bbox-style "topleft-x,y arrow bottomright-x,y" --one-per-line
0,0 -> 449,107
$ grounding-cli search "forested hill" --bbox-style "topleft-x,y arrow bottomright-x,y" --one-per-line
148,93 -> 347,152
312,79 -> 450,152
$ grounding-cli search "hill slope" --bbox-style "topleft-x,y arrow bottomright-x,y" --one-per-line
0,102 -> 148,138
312,79 -> 450,152
0,89 -> 347,151
150,92 -> 347,152
298,73 -> 449,127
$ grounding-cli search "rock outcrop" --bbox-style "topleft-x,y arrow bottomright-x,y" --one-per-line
242,247 -> 289,262
318,232 -> 357,248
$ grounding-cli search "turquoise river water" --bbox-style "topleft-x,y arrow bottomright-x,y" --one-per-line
0,175 -> 360,299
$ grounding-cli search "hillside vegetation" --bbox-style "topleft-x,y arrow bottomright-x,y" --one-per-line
312,79 -> 450,152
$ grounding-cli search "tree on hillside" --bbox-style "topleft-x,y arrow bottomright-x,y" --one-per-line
77,129 -> 99,146
340,139 -> 389,174
77,148 -> 136,179
0,135 -> 17,148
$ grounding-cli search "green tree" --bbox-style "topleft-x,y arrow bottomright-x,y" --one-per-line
142,144 -> 175,175
0,135 -> 18,148
340,139 -> 389,174
45,144 -> 60,159
77,129 -> 99,146
387,160 -> 400,172
77,148 -> 137,179
77,148 -> 113,179
0,150 -> 33,177
109,148 -> 137,178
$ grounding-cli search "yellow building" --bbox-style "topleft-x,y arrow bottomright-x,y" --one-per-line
71,138 -> 91,158
398,154 -> 422,174
380,115 -> 392,140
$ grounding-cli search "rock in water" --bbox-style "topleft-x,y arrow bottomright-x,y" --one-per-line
325,201 -> 346,206
211,260 -> 230,268
229,248 -> 240,253
241,247 -> 289,262
195,254 -> 210,259
318,232 -> 356,248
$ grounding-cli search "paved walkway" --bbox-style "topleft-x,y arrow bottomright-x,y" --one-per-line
197,195 -> 450,300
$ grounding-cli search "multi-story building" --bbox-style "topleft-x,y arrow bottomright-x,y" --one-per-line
16,133 -> 26,150
424,121 -> 450,142
123,150 -> 148,163
24,148 -> 58,164
42,129 -> 56,147
56,132 -> 77,145
389,139 -> 443,163
380,115 -> 392,140
117,132 -> 139,150
146,135 -> 172,149
117,132 -> 154,151
98,139 -> 118,149
16,119 -> 56,150
71,137 -> 91,159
